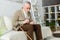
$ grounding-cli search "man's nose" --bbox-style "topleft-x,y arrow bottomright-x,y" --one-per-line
28,9 -> 30,11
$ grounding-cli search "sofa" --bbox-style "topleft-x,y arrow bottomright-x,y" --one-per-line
0,16 -> 36,40
0,16 -> 60,40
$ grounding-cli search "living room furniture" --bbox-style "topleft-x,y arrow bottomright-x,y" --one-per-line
0,16 -> 40,40
53,31 -> 60,37
0,16 -> 60,40
41,27 -> 60,40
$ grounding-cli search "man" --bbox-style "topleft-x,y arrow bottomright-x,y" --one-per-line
12,1 -> 42,40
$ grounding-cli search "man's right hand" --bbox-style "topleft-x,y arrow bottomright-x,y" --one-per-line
23,19 -> 30,24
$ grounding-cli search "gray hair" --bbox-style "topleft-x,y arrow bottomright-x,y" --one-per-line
23,1 -> 31,6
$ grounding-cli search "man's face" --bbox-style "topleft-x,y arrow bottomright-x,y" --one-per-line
24,3 -> 31,12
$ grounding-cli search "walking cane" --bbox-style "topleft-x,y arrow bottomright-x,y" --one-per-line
13,24 -> 32,40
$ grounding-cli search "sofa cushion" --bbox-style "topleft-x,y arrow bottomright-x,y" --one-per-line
44,36 -> 60,40
0,17 -> 8,36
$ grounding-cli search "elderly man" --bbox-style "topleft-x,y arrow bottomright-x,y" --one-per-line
12,1 -> 42,40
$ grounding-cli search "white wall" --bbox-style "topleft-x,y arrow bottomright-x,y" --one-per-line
0,0 -> 44,25
0,0 -> 22,17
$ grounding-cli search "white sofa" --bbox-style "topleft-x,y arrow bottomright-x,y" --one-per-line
0,16 -> 36,40
0,16 -> 60,40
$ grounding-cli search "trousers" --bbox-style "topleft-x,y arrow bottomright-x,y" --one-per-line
18,24 -> 42,40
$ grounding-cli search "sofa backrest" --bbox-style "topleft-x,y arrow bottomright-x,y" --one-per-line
41,27 -> 53,39
4,16 -> 13,31
0,16 -> 8,36
0,16 -> 13,36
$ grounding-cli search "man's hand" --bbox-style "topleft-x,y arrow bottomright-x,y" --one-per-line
23,19 -> 30,24
30,21 -> 34,24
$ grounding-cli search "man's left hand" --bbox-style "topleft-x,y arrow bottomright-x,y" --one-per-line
30,21 -> 34,24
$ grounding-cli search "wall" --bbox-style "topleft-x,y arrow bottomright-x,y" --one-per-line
0,0 -> 22,17
42,0 -> 60,6
0,0 -> 44,25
